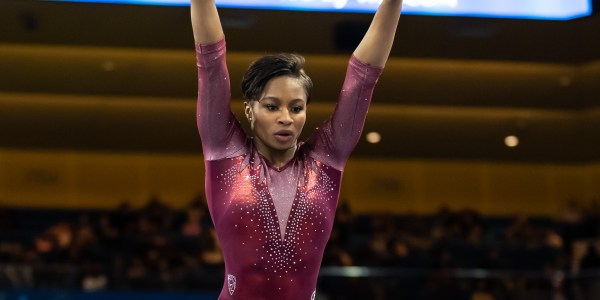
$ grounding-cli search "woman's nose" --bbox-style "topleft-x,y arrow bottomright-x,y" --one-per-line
277,110 -> 293,125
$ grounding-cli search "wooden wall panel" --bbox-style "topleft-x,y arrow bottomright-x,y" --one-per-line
1,149 -> 598,216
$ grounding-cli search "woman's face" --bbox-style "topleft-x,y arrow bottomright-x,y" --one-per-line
245,76 -> 307,153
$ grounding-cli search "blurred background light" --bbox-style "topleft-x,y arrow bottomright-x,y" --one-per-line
505,135 -> 519,148
366,132 -> 382,144
46,0 -> 593,20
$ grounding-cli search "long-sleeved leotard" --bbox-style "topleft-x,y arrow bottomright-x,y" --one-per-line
196,38 -> 382,300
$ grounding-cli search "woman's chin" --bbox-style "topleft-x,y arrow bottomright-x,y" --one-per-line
269,140 -> 297,152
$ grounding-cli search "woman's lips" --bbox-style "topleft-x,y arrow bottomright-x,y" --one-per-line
274,130 -> 293,142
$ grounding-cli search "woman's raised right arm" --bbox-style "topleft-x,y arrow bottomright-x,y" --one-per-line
191,1 -> 246,161
191,0 -> 224,44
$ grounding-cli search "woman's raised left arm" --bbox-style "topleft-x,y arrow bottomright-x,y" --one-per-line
307,1 -> 403,170
353,0 -> 403,68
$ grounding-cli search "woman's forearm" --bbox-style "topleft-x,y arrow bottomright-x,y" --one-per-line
353,0 -> 403,68
191,0 -> 225,44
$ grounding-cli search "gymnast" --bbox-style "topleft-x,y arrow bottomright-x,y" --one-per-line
191,0 -> 402,298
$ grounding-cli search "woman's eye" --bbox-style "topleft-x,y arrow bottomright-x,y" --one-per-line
265,104 -> 278,111
292,106 -> 304,113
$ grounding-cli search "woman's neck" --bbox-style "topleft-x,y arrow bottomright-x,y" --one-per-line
253,138 -> 297,169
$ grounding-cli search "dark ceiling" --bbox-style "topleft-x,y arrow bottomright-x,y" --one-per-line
1,0 -> 599,162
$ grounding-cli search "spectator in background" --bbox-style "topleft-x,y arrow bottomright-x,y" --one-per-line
143,195 -> 174,232
70,214 -> 100,262
113,201 -> 136,236
98,214 -> 120,250
109,255 -> 127,289
387,238 -> 416,268
365,232 -> 393,266
333,200 -> 354,247
35,220 -> 73,263
580,241 -> 600,270
198,228 -> 225,291
579,241 -> 600,300
582,199 -> 600,238
126,256 -> 150,289
200,228 -> 223,267
506,214 -> 532,244
81,261 -> 108,291
181,205 -> 204,238
561,197 -> 583,225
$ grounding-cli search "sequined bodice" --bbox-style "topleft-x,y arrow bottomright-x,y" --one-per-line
195,38 -> 382,299
205,144 -> 340,299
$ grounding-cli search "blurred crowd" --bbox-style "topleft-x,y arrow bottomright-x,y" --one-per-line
320,198 -> 600,300
0,196 -> 223,292
1,196 -> 600,300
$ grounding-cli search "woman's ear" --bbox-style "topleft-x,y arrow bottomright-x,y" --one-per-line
244,101 -> 252,122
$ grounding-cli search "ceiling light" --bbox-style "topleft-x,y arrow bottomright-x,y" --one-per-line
504,135 -> 519,148
366,132 -> 381,144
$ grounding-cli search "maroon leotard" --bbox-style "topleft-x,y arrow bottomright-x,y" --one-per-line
196,38 -> 382,300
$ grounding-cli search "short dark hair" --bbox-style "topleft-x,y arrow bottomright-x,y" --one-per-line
241,53 -> 313,104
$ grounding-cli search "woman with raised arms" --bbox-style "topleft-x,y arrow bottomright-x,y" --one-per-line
191,0 -> 403,298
